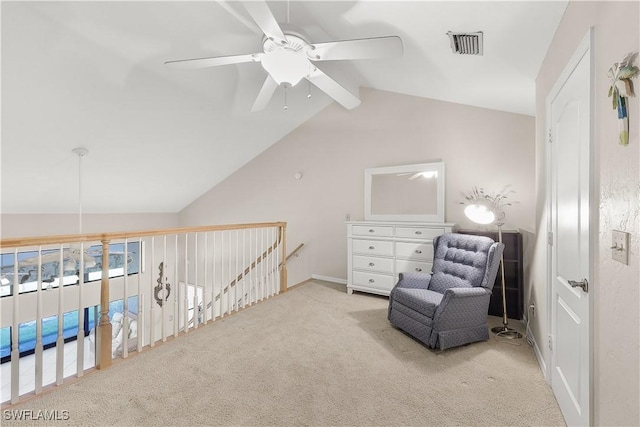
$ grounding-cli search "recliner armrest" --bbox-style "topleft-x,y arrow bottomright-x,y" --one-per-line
388,271 -> 433,320
432,286 -> 493,330
442,287 -> 492,298
395,271 -> 432,290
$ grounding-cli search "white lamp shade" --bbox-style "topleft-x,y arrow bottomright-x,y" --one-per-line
464,204 -> 496,225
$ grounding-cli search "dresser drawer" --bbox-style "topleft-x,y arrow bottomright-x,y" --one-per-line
352,225 -> 393,237
353,255 -> 394,273
352,239 -> 394,256
395,226 -> 444,240
352,271 -> 395,291
395,241 -> 433,261
396,259 -> 432,274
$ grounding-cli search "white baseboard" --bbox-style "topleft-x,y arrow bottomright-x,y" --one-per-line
525,315 -> 548,383
310,274 -> 347,285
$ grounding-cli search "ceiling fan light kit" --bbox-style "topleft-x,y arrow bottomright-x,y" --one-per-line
260,26 -> 315,86
165,0 -> 403,111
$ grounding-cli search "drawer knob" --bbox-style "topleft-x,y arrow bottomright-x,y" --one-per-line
415,250 -> 422,254
415,231 -> 422,235
415,268 -> 422,272
368,278 -> 375,283
368,262 -> 375,267
369,229 -> 375,233
369,246 -> 375,250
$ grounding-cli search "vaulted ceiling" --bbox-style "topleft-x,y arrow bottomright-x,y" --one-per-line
1,1 -> 567,214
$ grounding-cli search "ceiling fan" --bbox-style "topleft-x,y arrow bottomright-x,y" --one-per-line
165,1 -> 403,112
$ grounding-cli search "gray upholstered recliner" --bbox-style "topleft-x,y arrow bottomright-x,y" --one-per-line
388,232 -> 504,350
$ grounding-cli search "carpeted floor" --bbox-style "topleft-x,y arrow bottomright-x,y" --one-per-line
3,280 -> 565,426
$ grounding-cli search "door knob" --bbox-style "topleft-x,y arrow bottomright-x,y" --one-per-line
568,278 -> 588,292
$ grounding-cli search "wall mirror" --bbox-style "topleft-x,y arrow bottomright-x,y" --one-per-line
364,162 -> 445,222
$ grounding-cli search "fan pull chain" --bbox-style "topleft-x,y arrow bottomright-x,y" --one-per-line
283,84 -> 288,110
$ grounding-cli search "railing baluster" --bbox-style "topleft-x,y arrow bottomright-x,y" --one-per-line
273,227 -> 277,295
224,230 -> 233,314
266,228 -> 271,297
257,228 -> 261,301
221,231 -> 226,317
235,229 -> 239,311
271,227 -> 276,296
162,235 -> 167,342
261,228 -> 265,301
254,228 -> 258,303
204,232 -> 209,324
123,239 -> 129,358
183,233 -> 189,332
11,248 -> 20,404
35,247 -> 43,393
137,238 -> 143,352
77,241 -> 86,372
242,229 -> 246,308
150,236 -> 156,347
174,235 -> 179,338
280,224 -> 287,293
56,244 -> 64,385
274,227 -> 278,294
249,229 -> 253,306
194,233 -> 199,329
212,231 -> 217,320
265,228 -> 268,296
267,228 -> 271,297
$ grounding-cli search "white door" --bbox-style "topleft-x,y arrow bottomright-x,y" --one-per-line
547,30 -> 592,427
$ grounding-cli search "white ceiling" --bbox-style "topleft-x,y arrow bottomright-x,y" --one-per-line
1,1 -> 567,214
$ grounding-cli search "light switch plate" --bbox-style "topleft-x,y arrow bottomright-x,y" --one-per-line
612,230 -> 629,265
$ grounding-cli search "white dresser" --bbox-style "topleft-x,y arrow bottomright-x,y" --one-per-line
347,221 -> 455,296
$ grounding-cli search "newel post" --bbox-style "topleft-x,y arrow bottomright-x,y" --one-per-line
96,239 -> 112,369
279,224 -> 287,293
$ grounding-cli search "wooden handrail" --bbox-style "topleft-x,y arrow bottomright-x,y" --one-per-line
0,221 -> 287,248
284,243 -> 304,263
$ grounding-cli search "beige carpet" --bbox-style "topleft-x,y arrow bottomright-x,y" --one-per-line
4,281 -> 565,426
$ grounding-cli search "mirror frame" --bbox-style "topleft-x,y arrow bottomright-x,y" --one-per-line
364,162 -> 445,222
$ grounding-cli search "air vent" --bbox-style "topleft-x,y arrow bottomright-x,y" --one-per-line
447,31 -> 483,55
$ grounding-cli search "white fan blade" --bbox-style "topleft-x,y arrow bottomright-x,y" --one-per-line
306,66 -> 361,110
165,53 -> 261,69
310,36 -> 403,61
244,1 -> 286,45
251,75 -> 279,112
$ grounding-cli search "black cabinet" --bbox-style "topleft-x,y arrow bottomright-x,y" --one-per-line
458,230 -> 523,320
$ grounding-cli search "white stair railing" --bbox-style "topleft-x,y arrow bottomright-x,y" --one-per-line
0,222 -> 287,406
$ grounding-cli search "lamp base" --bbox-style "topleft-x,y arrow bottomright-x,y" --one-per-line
491,326 -> 523,339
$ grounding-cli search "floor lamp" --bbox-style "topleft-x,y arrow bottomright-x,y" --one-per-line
463,192 -> 522,339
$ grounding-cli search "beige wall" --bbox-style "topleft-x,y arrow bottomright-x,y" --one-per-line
533,1 -> 639,425
179,87 -> 535,287
1,213 -> 180,238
